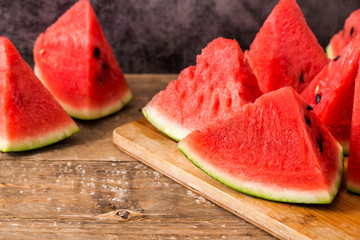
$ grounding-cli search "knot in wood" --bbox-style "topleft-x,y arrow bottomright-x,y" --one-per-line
117,210 -> 130,219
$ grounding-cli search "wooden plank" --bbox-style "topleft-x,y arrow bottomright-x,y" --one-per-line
0,159 -> 274,239
113,119 -> 360,240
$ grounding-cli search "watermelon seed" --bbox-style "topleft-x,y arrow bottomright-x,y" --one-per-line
306,105 -> 313,111
317,139 -> 323,153
315,85 -> 319,94
350,27 -> 354,36
299,72 -> 304,82
98,75 -> 104,83
334,55 -> 340,61
305,116 -> 311,126
93,47 -> 100,58
102,63 -> 109,70
315,94 -> 321,104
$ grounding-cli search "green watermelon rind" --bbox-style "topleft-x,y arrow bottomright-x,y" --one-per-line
347,182 -> 360,195
178,141 -> 344,204
34,65 -> 133,120
0,122 -> 79,152
142,105 -> 190,142
63,90 -> 133,120
338,139 -> 349,156
325,44 -> 335,60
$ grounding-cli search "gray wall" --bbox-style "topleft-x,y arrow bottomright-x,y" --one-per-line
1,0 -> 359,73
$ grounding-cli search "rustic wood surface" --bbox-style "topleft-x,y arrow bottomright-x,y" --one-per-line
113,119 -> 360,240
0,74 -> 275,240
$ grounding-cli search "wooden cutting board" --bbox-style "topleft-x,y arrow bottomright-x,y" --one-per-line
113,118 -> 360,240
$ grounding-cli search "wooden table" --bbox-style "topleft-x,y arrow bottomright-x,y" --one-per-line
0,74 -> 275,239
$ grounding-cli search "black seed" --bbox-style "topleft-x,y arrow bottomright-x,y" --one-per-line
350,27 -> 354,36
93,47 -> 100,58
334,55 -> 340,61
315,94 -> 321,104
306,105 -> 313,111
299,72 -> 304,82
102,63 -> 109,70
305,116 -> 311,126
98,75 -> 104,83
317,139 -> 323,153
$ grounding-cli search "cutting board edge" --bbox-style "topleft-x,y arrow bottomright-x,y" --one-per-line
112,121 -> 318,240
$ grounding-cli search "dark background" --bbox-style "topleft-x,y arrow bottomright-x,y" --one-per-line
0,0 -> 359,73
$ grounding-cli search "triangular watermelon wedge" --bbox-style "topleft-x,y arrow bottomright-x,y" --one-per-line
179,87 -> 343,204
0,37 -> 79,152
33,0 -> 132,120
347,60 -> 360,194
245,0 -> 328,93
326,9 -> 360,59
143,37 -> 262,141
301,35 -> 360,155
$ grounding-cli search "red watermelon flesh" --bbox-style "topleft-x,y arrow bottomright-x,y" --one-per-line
0,37 -> 79,152
301,34 -> 360,155
245,0 -> 328,94
142,37 -> 262,141
33,0 -> 132,120
179,87 -> 343,204
347,61 -> 360,194
326,9 -> 360,59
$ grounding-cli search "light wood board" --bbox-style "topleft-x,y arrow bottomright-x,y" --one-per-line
113,118 -> 360,240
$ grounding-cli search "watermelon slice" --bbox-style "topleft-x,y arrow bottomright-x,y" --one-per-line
0,37 -> 79,152
245,0 -> 328,94
142,37 -> 262,141
326,9 -> 360,59
33,0 -> 132,120
347,61 -> 360,194
301,35 -> 360,155
179,87 -> 343,204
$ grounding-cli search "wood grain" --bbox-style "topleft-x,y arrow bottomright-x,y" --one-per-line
113,118 -> 360,240
0,74 -> 274,239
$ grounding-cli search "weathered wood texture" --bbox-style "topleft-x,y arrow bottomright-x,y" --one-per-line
0,75 -> 274,239
113,119 -> 360,240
